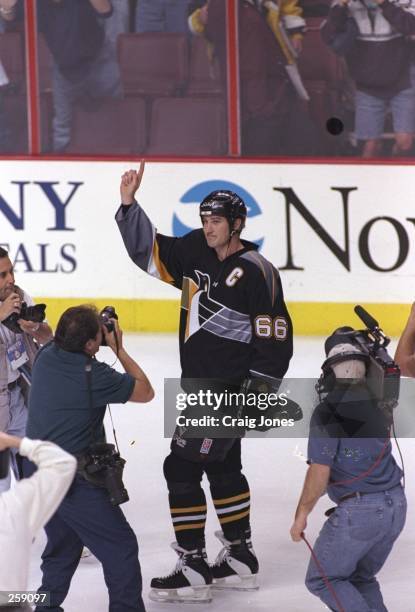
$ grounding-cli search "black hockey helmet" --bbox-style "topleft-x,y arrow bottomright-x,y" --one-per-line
199,190 -> 247,231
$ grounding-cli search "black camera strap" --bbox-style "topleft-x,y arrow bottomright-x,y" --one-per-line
85,356 -> 97,448
85,355 -> 121,454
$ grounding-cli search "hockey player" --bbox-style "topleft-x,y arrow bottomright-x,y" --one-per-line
116,161 -> 293,603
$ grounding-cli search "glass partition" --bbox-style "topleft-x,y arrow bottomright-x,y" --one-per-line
1,0 -> 413,160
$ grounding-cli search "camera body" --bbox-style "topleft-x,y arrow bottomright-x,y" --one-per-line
349,330 -> 400,406
100,306 -> 118,346
78,443 -> 129,506
2,302 -> 46,334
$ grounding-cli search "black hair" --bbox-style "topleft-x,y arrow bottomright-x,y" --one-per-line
0,247 -> 9,259
54,305 -> 100,352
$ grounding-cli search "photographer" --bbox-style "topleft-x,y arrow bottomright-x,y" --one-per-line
0,247 -> 53,493
25,304 -> 154,612
0,432 -> 76,609
290,328 -> 406,612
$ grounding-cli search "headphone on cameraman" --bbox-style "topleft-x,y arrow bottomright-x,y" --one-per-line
316,327 -> 369,397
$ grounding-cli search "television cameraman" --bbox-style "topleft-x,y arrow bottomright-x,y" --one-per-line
0,246 -> 53,493
290,328 -> 406,612
0,431 -> 76,610
25,304 -> 154,612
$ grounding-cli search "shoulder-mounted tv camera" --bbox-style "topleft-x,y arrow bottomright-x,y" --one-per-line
318,305 -> 400,414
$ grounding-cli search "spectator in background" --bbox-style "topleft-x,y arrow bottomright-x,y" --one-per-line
0,0 -> 122,152
135,0 -> 190,33
0,5 -> 10,152
104,0 -> 130,52
189,0 -> 320,156
321,0 -> 415,158
0,59 -> 9,153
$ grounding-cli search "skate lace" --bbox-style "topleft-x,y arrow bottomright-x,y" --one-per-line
159,556 -> 185,580
212,545 -> 230,567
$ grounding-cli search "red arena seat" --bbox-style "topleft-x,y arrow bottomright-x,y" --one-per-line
147,97 -> 226,156
186,36 -> 223,97
66,98 -> 147,155
0,32 -> 24,87
118,33 -> 189,97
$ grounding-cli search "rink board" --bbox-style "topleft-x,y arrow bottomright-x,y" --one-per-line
1,159 -> 413,334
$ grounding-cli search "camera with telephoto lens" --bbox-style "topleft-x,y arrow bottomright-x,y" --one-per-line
0,449 -> 10,479
2,302 -> 46,334
100,306 -> 118,346
78,443 -> 129,506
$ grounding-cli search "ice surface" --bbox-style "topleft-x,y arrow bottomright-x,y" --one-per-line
26,335 -> 414,611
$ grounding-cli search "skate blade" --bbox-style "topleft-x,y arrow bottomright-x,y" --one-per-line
149,585 -> 212,604
212,574 -> 259,591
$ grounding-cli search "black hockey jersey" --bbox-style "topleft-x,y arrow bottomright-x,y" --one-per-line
116,202 -> 293,384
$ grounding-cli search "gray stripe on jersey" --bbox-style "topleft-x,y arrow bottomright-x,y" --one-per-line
203,308 -> 252,343
115,202 -> 156,275
240,251 -> 279,306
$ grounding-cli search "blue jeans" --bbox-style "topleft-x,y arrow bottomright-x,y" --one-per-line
104,0 -> 130,52
355,80 -> 415,140
32,474 -> 146,611
52,37 -> 121,151
305,485 -> 406,612
135,0 -> 190,33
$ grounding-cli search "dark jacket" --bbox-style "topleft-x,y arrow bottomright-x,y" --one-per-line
321,0 -> 414,96
204,0 -> 292,122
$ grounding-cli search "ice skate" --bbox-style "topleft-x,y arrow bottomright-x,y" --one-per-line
149,542 -> 213,604
210,530 -> 259,591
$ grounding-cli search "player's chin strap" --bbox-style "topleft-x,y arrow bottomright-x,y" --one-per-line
212,223 -> 237,287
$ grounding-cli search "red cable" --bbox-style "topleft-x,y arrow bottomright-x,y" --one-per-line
301,533 -> 345,612
332,431 -> 391,487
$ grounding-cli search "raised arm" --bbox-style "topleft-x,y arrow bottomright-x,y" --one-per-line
103,319 -> 154,403
115,161 -> 187,289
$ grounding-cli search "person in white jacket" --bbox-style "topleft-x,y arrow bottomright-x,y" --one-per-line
0,432 -> 77,608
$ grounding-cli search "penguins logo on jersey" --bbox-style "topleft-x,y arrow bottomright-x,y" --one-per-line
182,271 -> 252,344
